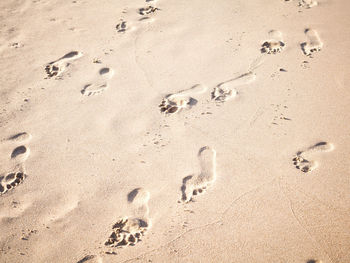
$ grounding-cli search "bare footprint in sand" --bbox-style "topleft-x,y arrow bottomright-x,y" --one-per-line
105,188 -> 151,247
261,30 -> 286,54
293,142 -> 334,173
181,146 -> 217,203
159,84 -> 207,114
301,29 -> 323,56
81,67 -> 114,96
0,137 -> 29,193
0,170 -> 26,195
45,51 -> 83,78
1,133 -> 31,195
212,72 -> 256,102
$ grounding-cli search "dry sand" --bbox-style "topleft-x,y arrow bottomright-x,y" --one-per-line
0,0 -> 349,262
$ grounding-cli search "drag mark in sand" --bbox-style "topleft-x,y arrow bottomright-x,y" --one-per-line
212,71 -> 256,102
81,67 -> 114,96
181,146 -> 217,202
301,29 -> 323,56
293,142 -> 334,173
261,30 -> 285,54
45,51 -> 83,78
159,84 -> 207,114
105,188 -> 151,247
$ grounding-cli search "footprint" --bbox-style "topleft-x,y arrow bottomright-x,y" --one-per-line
1,133 -> 31,195
81,67 -> 114,96
159,84 -> 207,114
139,6 -> 159,15
212,72 -> 256,102
181,146 -> 217,202
292,142 -> 334,173
105,188 -> 151,247
301,29 -> 323,56
298,0 -> 318,8
261,30 -> 286,54
45,51 -> 83,78
0,170 -> 26,195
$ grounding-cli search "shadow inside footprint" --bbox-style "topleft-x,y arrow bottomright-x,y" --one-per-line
76,255 -> 96,263
8,132 -> 31,142
11,146 -> 27,159
127,188 -> 141,203
60,51 -> 81,60
99,67 -> 111,75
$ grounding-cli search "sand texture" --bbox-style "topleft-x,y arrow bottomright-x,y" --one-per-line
0,0 -> 350,262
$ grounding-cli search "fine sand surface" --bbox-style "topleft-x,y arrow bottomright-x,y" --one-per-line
0,0 -> 350,262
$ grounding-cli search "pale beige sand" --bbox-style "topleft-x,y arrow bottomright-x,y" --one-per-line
0,0 -> 350,262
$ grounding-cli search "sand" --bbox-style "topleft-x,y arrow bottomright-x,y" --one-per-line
0,0 -> 349,262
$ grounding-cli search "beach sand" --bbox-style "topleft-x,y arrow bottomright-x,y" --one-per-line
0,0 -> 349,262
